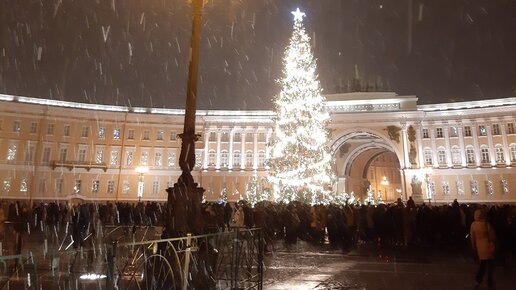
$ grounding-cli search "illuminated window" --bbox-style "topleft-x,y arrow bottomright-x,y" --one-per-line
140,151 -> 149,165
74,180 -> 82,194
246,133 -> 254,141
258,133 -> 266,142
154,152 -> 163,166
95,148 -> 103,163
195,150 -> 202,168
507,123 -> 515,134
511,146 -> 516,161
464,126 -> 472,137
12,120 -> 21,133
2,178 -> 10,193
449,126 -> 458,137
209,132 -> 216,141
478,125 -> 487,136
20,179 -> 28,192
128,129 -> 135,140
7,144 -> 17,161
125,151 -> 133,166
113,128 -> 120,139
122,181 -> 130,194
98,127 -> 106,139
170,131 -> 177,141
92,180 -> 99,193
110,150 -> 119,165
30,122 -> 37,134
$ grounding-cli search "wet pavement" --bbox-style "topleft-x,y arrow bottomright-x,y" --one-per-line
263,241 -> 515,290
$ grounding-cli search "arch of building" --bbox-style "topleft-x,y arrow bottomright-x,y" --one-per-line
330,128 -> 402,201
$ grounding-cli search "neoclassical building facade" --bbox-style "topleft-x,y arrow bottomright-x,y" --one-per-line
1,92 -> 515,204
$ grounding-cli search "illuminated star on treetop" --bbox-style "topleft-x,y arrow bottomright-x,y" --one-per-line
291,8 -> 305,22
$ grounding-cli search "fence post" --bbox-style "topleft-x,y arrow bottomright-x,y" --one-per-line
106,241 -> 117,290
182,233 -> 192,290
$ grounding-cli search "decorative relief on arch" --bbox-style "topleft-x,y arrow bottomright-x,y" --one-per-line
408,125 -> 418,166
384,126 -> 401,143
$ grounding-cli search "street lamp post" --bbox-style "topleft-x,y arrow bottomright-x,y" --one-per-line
166,0 -> 206,237
135,166 -> 149,202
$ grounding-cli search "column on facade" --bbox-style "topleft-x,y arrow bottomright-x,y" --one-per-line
203,130 -> 210,169
253,131 -> 258,170
457,121 -> 467,167
216,130 -> 222,169
471,121 -> 481,166
240,131 -> 246,170
401,122 -> 410,169
500,119 -> 511,165
443,122 -> 452,168
485,122 -> 495,166
429,123 -> 438,167
416,122 -> 425,168
228,128 -> 234,169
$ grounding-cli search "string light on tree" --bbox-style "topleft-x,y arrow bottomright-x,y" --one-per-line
267,8 -> 334,205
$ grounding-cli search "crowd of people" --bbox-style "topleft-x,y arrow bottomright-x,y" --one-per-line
0,198 -> 514,264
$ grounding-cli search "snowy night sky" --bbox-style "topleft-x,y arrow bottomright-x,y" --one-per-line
0,0 -> 515,110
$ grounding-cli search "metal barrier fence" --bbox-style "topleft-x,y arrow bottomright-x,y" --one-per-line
0,222 -> 263,290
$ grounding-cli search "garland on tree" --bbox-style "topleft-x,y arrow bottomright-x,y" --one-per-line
267,8 -> 334,205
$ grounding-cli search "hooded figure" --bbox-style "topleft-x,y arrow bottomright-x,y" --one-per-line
470,208 -> 496,288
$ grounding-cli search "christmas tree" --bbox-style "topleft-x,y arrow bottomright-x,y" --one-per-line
246,175 -> 260,207
267,8 -> 334,205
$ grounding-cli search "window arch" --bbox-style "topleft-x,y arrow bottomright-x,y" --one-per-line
451,146 -> 461,166
208,149 -> 216,166
424,148 -> 433,166
233,150 -> 241,167
510,144 -> 516,162
220,150 -> 229,167
466,146 -> 476,165
245,151 -> 253,167
480,145 -> 490,164
494,144 -> 504,164
258,150 -> 266,167
437,147 -> 447,167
